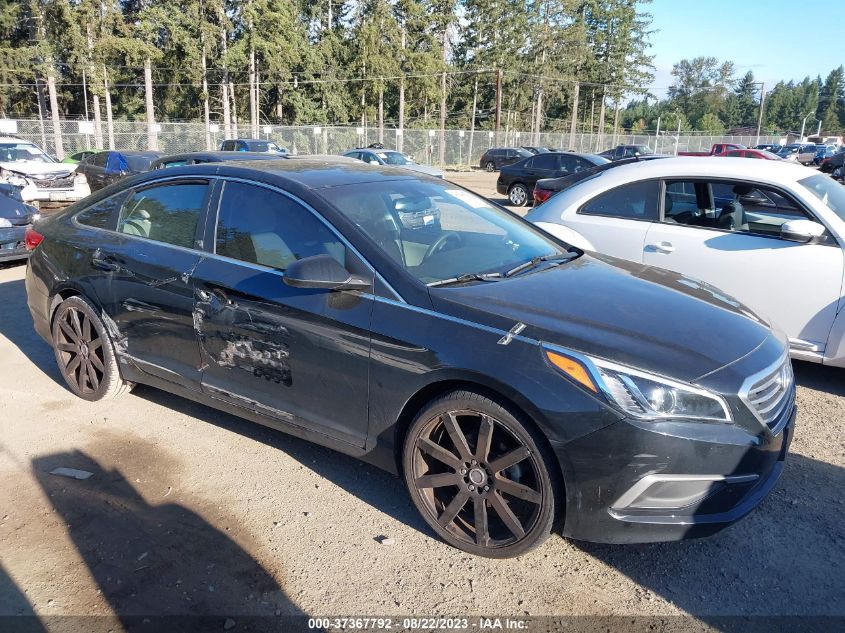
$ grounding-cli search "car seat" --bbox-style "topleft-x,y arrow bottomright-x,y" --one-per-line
120,208 -> 151,238
717,185 -> 750,231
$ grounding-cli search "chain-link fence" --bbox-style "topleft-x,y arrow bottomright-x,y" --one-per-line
4,118 -> 782,166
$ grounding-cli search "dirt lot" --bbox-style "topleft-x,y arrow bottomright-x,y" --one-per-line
0,172 -> 843,630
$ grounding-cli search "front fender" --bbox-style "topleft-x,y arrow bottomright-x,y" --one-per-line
533,221 -> 596,252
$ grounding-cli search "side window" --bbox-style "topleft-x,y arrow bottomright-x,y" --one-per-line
236,141 -> 248,151
92,152 -> 109,167
75,192 -> 127,230
221,141 -> 233,151
215,181 -> 346,272
117,182 -> 208,247
580,181 -> 659,220
532,154 -> 557,170
666,180 -> 809,237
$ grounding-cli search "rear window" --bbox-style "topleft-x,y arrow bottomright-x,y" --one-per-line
126,155 -> 155,171
580,180 -> 660,220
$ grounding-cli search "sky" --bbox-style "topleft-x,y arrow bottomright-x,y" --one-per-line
644,0 -> 839,98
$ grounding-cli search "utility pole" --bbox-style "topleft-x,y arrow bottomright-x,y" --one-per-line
494,68 -> 502,146
569,83 -> 579,149
144,58 -> 158,151
467,70 -> 478,166
755,81 -> 765,146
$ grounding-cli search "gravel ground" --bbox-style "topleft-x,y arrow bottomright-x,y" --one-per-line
0,173 -> 843,629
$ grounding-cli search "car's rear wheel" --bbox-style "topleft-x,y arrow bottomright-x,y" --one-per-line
52,295 -> 130,401
485,161 -> 495,172
403,390 -> 558,558
508,183 -> 529,207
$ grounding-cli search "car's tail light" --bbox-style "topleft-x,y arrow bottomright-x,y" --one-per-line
25,227 -> 44,251
533,187 -> 553,205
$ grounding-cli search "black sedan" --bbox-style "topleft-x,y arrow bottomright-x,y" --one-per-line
533,155 -> 667,206
25,160 -> 793,557
496,152 -> 608,206
0,184 -> 38,262
479,147 -> 532,172
819,148 -> 845,174
76,150 -> 162,192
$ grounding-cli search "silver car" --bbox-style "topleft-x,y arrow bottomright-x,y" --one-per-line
343,148 -> 444,178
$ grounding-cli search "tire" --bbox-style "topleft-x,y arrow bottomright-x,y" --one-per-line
485,161 -> 495,172
508,183 -> 529,207
51,295 -> 130,401
402,390 -> 560,558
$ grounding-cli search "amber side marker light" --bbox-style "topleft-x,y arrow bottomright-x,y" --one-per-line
545,350 -> 598,393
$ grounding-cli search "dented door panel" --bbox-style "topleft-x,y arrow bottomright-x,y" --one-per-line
192,257 -> 374,448
99,235 -> 204,387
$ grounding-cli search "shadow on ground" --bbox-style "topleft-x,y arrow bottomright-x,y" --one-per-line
29,450 -> 303,631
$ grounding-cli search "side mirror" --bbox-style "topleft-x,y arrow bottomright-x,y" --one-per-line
781,219 -> 826,244
283,255 -> 370,291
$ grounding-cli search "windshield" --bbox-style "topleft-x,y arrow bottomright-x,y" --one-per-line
380,151 -> 414,165
320,180 -> 569,285
248,141 -> 286,153
634,145 -> 654,155
125,155 -> 155,171
799,174 -> 845,222
0,142 -> 55,163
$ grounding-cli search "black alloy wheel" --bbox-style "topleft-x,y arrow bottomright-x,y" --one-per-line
52,296 -> 130,401
404,391 -> 558,558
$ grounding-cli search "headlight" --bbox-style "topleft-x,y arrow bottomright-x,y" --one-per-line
0,218 -> 11,228
75,173 -> 87,185
545,348 -> 732,423
0,168 -> 29,187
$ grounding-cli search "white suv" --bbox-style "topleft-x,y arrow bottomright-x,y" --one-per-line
525,157 -> 845,367
0,137 -> 90,211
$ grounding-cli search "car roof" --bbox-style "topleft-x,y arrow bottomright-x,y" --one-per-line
116,150 -> 162,156
154,151 -> 280,162
559,156 -> 813,191
136,157 -> 424,190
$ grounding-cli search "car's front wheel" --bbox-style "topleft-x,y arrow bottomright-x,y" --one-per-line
51,295 -> 130,401
508,183 -> 529,207
403,390 -> 559,558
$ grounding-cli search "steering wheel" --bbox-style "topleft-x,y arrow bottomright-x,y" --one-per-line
423,232 -> 462,262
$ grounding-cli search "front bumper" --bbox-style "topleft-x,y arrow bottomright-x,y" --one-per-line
20,183 -> 90,213
0,226 -> 29,262
554,405 -> 794,544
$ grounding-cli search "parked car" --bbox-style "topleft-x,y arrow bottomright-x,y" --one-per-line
220,138 -> 288,154
776,144 -> 816,164
0,183 -> 39,262
496,152 -> 608,206
520,146 -> 551,155
819,147 -> 845,174
814,145 -> 837,165
678,143 -> 745,157
598,144 -> 654,161
24,159 -> 793,557
723,149 -> 782,160
533,155 -> 667,206
62,149 -> 101,164
0,137 -> 90,212
479,147 -> 533,171
754,144 -> 782,153
526,156 -> 845,366
76,150 -> 162,192
342,147 -> 443,178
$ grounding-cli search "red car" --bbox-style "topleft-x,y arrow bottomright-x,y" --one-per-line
723,149 -> 782,160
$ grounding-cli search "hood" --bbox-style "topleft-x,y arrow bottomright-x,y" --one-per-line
0,162 -> 76,177
399,164 -> 444,178
430,253 -> 772,383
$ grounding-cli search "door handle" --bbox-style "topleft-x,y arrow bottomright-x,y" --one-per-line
91,251 -> 119,272
647,241 -> 675,254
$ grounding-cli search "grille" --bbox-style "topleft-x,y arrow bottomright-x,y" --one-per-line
743,357 -> 794,433
32,174 -> 75,189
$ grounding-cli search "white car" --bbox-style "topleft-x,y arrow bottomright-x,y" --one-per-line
342,148 -> 444,178
525,157 -> 845,366
0,137 -> 90,211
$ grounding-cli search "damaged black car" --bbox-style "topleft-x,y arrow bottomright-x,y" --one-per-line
25,159 -> 794,557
